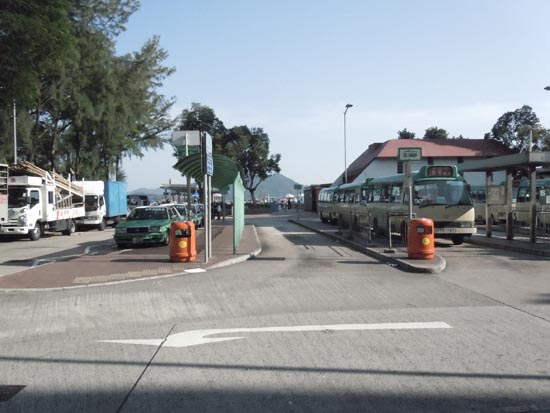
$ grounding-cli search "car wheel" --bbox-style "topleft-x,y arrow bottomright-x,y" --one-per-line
162,232 -> 170,246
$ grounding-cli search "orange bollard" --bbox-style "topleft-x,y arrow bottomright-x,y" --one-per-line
169,221 -> 196,262
407,218 -> 435,259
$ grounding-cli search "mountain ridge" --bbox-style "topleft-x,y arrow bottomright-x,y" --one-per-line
128,173 -> 305,201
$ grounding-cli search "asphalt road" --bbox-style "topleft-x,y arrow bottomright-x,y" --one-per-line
1,215 -> 550,412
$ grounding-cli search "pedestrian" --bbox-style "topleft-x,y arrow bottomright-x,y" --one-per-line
216,203 -> 222,220
287,198 -> 292,209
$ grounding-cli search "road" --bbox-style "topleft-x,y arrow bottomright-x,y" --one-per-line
1,214 -> 550,412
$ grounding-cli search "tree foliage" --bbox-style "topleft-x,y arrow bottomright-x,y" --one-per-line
397,128 -> 415,140
423,127 -> 448,140
221,126 -> 281,204
485,105 -> 548,152
0,0 -> 175,180
175,103 -> 282,204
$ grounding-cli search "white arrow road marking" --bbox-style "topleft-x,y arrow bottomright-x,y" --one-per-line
100,321 -> 451,348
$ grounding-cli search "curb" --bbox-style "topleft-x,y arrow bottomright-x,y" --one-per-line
207,226 -> 262,270
1,226 -> 263,292
289,219 -> 446,274
464,236 -> 550,258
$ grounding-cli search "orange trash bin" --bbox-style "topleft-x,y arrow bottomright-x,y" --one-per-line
407,218 -> 435,259
169,221 -> 196,262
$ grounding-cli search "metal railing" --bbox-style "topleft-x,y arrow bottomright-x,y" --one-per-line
336,211 -> 373,247
386,212 -> 415,251
510,208 -> 550,241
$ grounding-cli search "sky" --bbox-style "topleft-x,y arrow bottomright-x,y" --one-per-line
117,0 -> 550,191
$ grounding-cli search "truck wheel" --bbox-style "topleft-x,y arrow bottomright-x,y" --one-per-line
63,220 -> 76,236
29,224 -> 42,241
98,219 -> 106,231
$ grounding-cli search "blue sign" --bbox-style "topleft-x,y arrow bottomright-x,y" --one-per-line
192,191 -> 200,199
204,133 -> 213,176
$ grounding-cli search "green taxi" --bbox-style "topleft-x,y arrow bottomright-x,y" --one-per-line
114,205 -> 182,248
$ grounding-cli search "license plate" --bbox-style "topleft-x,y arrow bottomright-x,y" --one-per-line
132,238 -> 144,244
439,228 -> 457,233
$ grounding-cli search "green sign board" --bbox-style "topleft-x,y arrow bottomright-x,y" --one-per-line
398,147 -> 422,162
176,145 -> 200,159
293,184 -> 303,190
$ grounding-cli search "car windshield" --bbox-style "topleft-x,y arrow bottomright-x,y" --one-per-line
127,207 -> 168,220
174,206 -> 187,216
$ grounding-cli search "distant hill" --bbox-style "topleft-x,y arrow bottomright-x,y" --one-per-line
127,173 -> 302,202
127,187 -> 165,201
248,173 -> 301,201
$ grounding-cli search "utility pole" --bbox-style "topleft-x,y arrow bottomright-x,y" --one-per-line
13,100 -> 17,164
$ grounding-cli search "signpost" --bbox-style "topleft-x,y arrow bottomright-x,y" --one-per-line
294,184 -> 303,220
398,147 -> 422,220
199,132 -> 214,262
172,130 -> 202,214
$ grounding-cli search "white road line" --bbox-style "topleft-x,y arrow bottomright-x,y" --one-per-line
100,321 -> 452,348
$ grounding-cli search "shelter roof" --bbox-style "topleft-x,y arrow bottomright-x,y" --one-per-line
173,153 -> 243,189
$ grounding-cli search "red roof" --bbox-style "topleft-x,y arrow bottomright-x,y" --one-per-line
378,139 -> 512,158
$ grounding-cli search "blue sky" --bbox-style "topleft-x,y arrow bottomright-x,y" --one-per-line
117,0 -> 550,190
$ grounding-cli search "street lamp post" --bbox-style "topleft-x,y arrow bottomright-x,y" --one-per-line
13,100 -> 17,164
343,103 -> 353,184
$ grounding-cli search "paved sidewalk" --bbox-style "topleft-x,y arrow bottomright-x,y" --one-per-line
466,228 -> 550,257
290,214 -> 446,274
291,211 -> 550,272
0,220 -> 261,290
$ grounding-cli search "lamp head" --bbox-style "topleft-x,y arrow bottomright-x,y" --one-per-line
345,104 -> 353,108
545,86 -> 550,91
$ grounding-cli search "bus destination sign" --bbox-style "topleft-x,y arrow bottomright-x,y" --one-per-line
427,166 -> 454,177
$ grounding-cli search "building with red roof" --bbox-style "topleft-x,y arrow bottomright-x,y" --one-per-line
334,138 -> 514,186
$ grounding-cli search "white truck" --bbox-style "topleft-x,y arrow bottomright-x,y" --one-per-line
0,161 -> 85,241
75,180 -> 127,230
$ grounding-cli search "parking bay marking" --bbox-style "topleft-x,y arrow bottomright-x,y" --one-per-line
100,321 -> 452,348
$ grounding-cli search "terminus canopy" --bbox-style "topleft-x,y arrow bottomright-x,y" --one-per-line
173,153 -> 243,189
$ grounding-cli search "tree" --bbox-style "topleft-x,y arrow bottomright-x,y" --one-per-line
486,105 -> 543,152
221,126 -> 281,204
397,128 -> 415,140
0,0 -> 175,180
423,127 -> 448,140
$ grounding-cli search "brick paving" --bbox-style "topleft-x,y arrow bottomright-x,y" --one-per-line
0,221 -> 260,290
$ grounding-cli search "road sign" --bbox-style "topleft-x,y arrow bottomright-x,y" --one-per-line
398,147 -> 422,162
293,184 -> 303,190
203,132 -> 213,176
